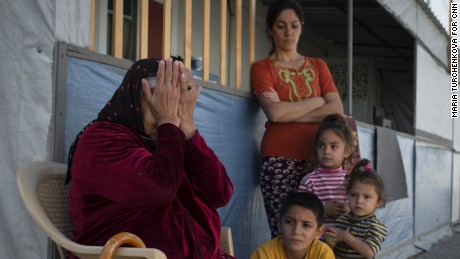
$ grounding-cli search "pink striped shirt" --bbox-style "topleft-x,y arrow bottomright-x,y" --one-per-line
298,166 -> 349,225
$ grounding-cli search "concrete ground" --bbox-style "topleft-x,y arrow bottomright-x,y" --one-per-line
409,224 -> 460,259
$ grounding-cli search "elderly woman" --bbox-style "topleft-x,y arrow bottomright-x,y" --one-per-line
66,58 -> 234,259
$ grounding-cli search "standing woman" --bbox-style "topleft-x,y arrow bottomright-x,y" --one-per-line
251,0 -> 343,237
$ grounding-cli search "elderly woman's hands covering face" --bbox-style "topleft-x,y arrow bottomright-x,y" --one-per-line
178,62 -> 201,139
141,58 -> 201,139
142,58 -> 181,128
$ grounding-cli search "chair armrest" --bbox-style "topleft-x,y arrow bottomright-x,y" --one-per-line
220,227 -> 234,256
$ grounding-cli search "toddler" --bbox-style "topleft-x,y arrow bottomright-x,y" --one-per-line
324,159 -> 388,258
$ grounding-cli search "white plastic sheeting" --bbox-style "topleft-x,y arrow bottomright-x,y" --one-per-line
421,0 -> 451,33
415,43 -> 452,140
453,153 -> 460,223
55,0 -> 90,48
454,118 -> 460,223
1,1 -> 56,258
0,0 -> 89,258
413,141 -> 452,252
377,0 -> 449,67
414,142 -> 452,235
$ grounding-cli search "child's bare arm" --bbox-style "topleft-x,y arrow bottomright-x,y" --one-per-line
332,227 -> 375,258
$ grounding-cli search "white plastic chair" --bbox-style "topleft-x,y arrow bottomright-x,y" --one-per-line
220,227 -> 234,256
16,161 -> 167,259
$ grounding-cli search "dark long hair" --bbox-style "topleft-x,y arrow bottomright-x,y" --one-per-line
265,0 -> 304,54
311,113 -> 354,170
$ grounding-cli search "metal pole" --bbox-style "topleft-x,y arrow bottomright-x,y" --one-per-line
347,0 -> 353,115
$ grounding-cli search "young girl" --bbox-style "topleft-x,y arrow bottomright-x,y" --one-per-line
250,192 -> 335,259
324,159 -> 388,258
298,113 -> 354,226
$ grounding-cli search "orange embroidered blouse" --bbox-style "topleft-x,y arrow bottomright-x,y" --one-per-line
251,57 -> 339,160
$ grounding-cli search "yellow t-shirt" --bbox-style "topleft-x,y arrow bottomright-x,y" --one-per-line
250,236 -> 335,259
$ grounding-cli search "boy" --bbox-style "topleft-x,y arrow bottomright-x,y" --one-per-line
251,192 -> 335,259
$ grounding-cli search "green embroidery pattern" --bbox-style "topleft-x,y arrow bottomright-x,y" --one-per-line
278,66 -> 316,101
299,67 -> 316,97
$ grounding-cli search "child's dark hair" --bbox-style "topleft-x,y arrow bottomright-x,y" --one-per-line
311,113 -> 354,169
279,192 -> 325,227
347,159 -> 386,206
266,0 -> 304,54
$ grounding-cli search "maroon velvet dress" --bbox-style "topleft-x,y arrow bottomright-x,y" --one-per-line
69,122 -> 233,258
